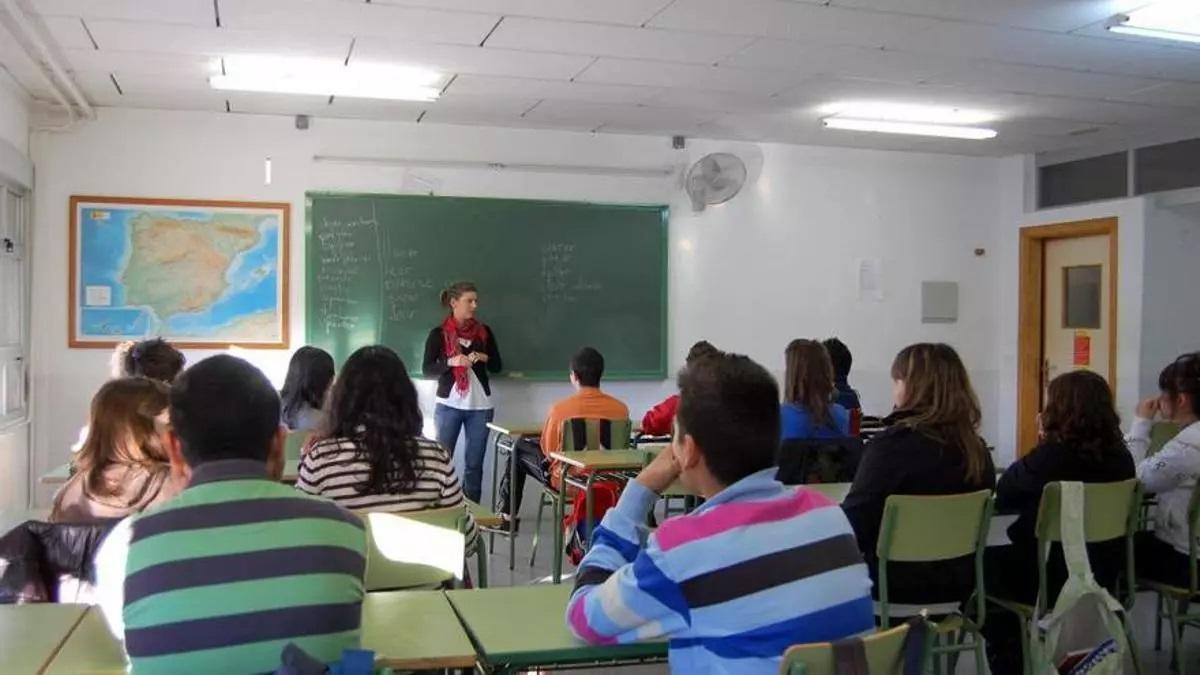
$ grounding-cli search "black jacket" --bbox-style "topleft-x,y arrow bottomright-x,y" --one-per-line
0,518 -> 118,603
842,410 -> 996,604
422,324 -> 503,398
996,439 -> 1135,544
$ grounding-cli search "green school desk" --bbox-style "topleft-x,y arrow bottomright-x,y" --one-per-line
42,607 -> 126,674
446,584 -> 666,674
40,593 -> 478,673
362,591 -> 477,670
485,422 -> 542,571
0,603 -> 89,674
549,449 -> 653,583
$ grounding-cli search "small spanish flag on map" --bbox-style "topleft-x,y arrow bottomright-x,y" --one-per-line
91,210 -> 109,220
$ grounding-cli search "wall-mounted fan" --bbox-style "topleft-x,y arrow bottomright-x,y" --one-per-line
684,152 -> 747,212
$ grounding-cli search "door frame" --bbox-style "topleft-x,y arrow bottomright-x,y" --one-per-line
1017,217 -> 1119,457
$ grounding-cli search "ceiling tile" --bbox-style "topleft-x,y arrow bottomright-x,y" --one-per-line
40,16 -> 95,49
34,0 -> 216,26
721,41 -> 974,85
81,20 -> 352,59
645,88 -> 784,113
891,21 -> 1200,82
648,0 -> 938,49
830,0 -> 1147,33
227,92 -> 336,117
88,87 -> 228,111
1112,81 -> 1200,108
930,61 -> 1164,99
219,0 -> 498,45
353,38 -> 593,80
366,0 -> 674,27
523,99 -> 718,133
59,48 -> 215,76
575,58 -> 799,94
448,74 -> 661,104
324,96 -> 428,121
484,17 -> 754,64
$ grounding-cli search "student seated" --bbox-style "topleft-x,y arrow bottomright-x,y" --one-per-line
297,345 -> 477,546
497,347 -> 629,517
1128,352 -> 1200,588
114,337 -> 186,383
73,338 -> 187,454
985,370 -> 1134,675
824,337 -> 861,412
841,343 -> 995,605
94,355 -> 366,674
280,345 -> 334,432
641,340 -> 719,437
566,352 -> 873,673
52,378 -> 183,522
781,339 -> 850,440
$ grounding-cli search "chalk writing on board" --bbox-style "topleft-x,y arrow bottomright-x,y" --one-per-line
382,255 -> 434,323
541,242 -> 602,304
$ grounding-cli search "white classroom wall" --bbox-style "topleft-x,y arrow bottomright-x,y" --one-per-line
0,70 -> 30,511
28,107 -> 1020,504
1140,201 -> 1200,395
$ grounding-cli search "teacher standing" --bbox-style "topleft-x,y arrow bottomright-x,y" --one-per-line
423,281 -> 503,503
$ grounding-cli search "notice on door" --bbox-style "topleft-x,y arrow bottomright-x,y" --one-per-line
1073,331 -> 1091,367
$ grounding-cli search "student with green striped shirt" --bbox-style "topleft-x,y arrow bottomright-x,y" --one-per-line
94,354 -> 367,674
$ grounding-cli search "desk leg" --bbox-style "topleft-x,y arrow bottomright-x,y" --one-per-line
584,472 -> 597,552
488,431 -> 499,555
553,464 -> 568,584
508,435 -> 520,571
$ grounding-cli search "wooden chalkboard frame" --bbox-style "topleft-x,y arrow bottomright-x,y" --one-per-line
304,191 -> 669,381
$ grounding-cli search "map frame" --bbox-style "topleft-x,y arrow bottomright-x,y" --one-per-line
68,195 -> 291,349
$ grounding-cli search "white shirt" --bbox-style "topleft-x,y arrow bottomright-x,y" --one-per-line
437,338 -> 493,411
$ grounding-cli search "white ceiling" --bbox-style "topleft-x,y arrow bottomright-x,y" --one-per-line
2,0 -> 1200,157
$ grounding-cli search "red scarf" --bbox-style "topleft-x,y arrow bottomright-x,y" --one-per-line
443,315 -> 489,394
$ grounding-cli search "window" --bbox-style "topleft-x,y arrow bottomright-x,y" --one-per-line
0,185 -> 29,428
1063,265 -> 1102,329
1135,138 -> 1200,195
1037,153 -> 1128,209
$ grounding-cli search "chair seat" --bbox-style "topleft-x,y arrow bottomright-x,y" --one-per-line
875,601 -> 961,619
1139,578 -> 1200,600
987,594 -> 1034,618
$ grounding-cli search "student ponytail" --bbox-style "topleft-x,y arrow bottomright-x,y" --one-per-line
1161,352 -> 1200,418
440,281 -> 478,310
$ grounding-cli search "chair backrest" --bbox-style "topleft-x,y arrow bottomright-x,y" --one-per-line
775,438 -> 865,485
1149,422 -> 1182,457
561,418 -> 632,451
358,509 -> 466,591
1187,481 -> 1200,593
781,622 -> 913,675
283,431 -> 309,461
849,407 -> 863,437
876,490 -> 992,628
1033,480 -> 1140,611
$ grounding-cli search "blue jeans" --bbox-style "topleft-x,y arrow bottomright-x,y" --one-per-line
434,404 -> 494,503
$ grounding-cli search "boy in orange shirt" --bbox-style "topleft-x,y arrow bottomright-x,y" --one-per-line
497,347 -> 628,519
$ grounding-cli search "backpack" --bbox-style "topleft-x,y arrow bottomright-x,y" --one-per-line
1029,482 -> 1132,675
563,479 -> 621,565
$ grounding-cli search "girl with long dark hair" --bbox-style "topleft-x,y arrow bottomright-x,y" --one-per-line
297,345 -> 477,543
280,346 -> 335,432
781,339 -> 849,439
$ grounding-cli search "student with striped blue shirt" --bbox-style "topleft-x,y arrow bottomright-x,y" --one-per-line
566,351 -> 874,674
94,355 -> 367,674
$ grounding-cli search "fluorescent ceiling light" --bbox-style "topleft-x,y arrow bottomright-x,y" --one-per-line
818,102 -> 996,125
1109,1 -> 1200,44
210,56 -> 441,101
822,117 -> 998,140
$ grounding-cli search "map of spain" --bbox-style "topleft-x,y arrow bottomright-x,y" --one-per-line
73,200 -> 286,345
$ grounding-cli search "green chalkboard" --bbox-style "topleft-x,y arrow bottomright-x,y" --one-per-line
305,193 -> 668,380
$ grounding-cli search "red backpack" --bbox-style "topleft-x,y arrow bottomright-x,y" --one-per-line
563,479 -> 621,565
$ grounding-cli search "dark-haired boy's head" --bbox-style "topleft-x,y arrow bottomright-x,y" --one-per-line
570,347 -> 605,388
823,338 -> 852,380
168,355 -> 282,468
685,340 -> 720,364
124,338 -> 186,383
674,352 -> 780,489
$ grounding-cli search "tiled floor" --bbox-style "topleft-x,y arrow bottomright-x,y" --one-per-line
471,459 -> 1196,674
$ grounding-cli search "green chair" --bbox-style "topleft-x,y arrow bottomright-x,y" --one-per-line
1141,481 -> 1200,675
988,480 -> 1143,675
395,504 -> 488,589
876,490 -> 992,675
1150,421 -> 1182,457
528,418 -> 632,567
359,508 -> 468,591
284,430 -> 309,461
780,620 -> 927,675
